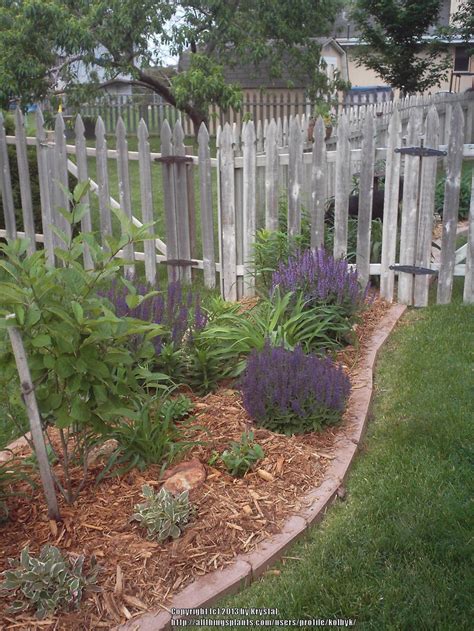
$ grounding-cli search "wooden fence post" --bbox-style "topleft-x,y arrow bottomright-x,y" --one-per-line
0,112 -> 16,240
95,116 -> 113,244
437,104 -> 465,304
414,107 -> 439,307
310,117 -> 327,250
334,113 -> 350,259
265,119 -> 279,231
198,123 -> 216,289
173,120 -> 192,284
35,109 -> 55,265
356,111 -> 376,289
219,123 -> 237,301
380,108 -> 402,302
398,106 -> 423,304
288,115 -> 303,237
14,109 -> 36,255
74,115 -> 93,270
52,114 -> 72,248
242,120 -> 257,297
116,117 -> 136,279
137,118 -> 157,286
161,120 -> 179,283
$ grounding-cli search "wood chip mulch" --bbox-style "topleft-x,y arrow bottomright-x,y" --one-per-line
0,297 -> 390,630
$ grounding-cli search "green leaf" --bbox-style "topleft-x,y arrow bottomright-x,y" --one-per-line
31,334 -> 52,348
73,180 -> 91,203
71,301 -> 84,324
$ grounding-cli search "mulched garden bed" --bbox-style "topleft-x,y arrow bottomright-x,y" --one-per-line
0,297 -> 390,630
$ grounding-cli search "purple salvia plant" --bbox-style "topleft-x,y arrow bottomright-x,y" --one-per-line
240,342 -> 351,434
98,280 -> 207,354
271,248 -> 368,317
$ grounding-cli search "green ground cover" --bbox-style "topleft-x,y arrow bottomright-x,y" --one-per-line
192,278 -> 473,631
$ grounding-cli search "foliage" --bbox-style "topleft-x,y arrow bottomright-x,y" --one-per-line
201,288 -> 353,377
102,394 -> 194,475
0,0 -> 344,131
0,183 -> 166,504
220,431 -> 264,477
131,485 -> 193,542
101,279 -> 221,394
435,167 -> 473,220
0,545 -> 99,619
351,0 -> 451,94
271,248 -> 368,320
171,54 -> 242,122
240,343 -> 351,434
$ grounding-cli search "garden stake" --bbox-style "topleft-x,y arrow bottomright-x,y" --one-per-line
6,319 -> 61,521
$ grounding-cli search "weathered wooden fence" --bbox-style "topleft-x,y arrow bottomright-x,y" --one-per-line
1,94 -> 473,306
60,91 -> 473,139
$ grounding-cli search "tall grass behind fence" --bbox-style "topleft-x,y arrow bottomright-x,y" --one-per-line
1,92 -> 473,306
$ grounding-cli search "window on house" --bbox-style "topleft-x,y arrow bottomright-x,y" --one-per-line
454,46 -> 470,72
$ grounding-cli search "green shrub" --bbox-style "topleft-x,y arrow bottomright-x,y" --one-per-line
0,545 -> 99,619
0,183 -> 167,504
131,485 -> 194,542
220,431 -> 264,477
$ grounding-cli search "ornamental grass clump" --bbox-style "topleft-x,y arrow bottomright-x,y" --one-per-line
240,343 -> 351,434
271,248 -> 368,319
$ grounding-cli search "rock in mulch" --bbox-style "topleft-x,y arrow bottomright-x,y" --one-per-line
162,458 -> 206,494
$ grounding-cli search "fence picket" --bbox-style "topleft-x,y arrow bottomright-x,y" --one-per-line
116,117 -> 135,278
219,123 -> 237,300
380,108 -> 402,301
173,120 -> 192,284
437,104 -> 465,304
198,123 -> 216,289
242,120 -> 257,296
398,106 -> 423,304
288,115 -> 303,237
35,110 -> 54,264
0,113 -> 16,240
95,116 -> 113,244
356,112 -> 376,288
74,115 -> 93,270
52,114 -> 71,248
137,119 -> 157,285
414,107 -> 439,306
310,117 -> 327,250
14,109 -> 35,254
334,113 -> 350,259
265,119 -> 279,230
463,168 -> 474,303
161,120 -> 179,282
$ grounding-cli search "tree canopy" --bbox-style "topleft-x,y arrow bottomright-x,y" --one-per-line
350,0 -> 451,94
0,0 -> 346,132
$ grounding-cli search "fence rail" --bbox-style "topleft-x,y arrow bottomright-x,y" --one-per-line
1,91 -> 474,307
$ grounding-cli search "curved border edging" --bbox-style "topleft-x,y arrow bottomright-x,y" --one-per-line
117,303 -> 407,631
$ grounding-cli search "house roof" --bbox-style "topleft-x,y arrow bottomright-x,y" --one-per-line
178,39 -> 345,90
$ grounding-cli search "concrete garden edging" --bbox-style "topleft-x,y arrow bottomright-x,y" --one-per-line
118,303 -> 407,631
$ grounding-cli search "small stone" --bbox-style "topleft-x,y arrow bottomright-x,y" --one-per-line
162,459 -> 206,494
86,439 -> 118,466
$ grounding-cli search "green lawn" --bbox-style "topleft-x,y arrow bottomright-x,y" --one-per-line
192,278 -> 473,630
